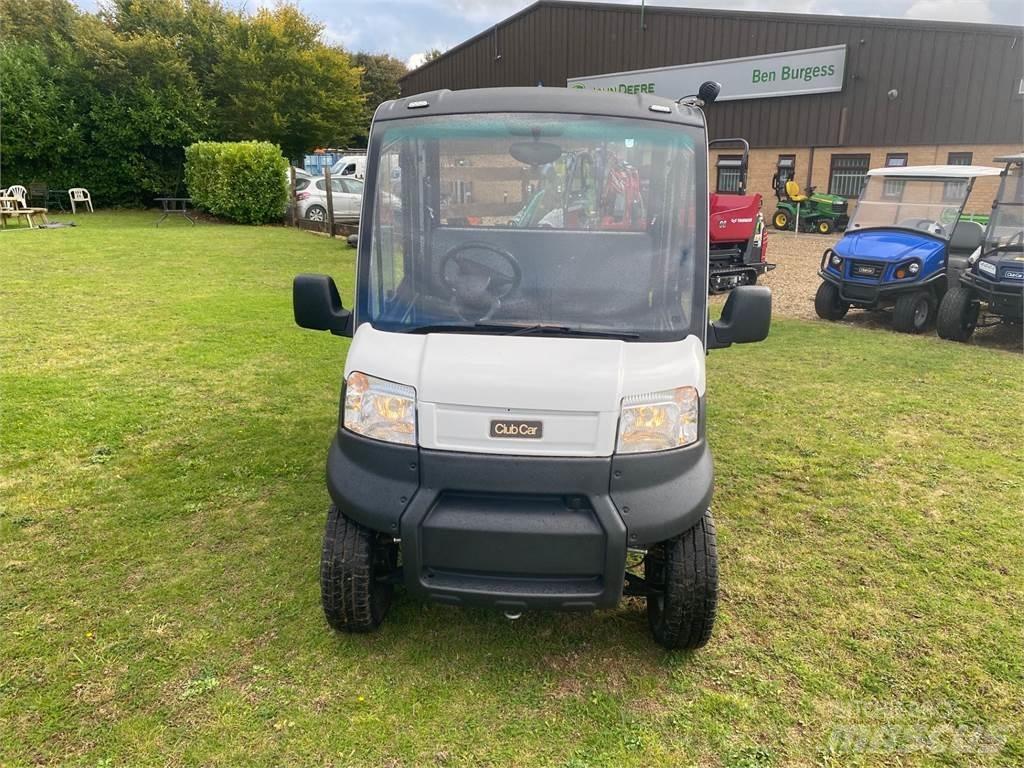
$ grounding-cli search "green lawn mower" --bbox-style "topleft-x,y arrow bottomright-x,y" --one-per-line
770,177 -> 849,234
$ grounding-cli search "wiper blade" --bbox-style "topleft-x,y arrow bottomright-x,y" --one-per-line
398,322 -> 638,339
479,322 -> 640,339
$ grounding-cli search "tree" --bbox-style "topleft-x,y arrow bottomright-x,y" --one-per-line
424,48 -> 444,63
209,5 -> 364,158
353,52 -> 407,127
0,0 -> 366,202
0,3 -> 209,203
0,42 -> 79,188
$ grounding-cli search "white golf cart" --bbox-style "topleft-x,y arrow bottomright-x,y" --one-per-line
293,86 -> 771,649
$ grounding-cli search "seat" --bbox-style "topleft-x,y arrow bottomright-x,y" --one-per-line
28,181 -> 47,206
6,185 -> 28,206
785,180 -> 808,203
949,220 -> 985,254
947,220 -> 985,279
68,187 -> 94,214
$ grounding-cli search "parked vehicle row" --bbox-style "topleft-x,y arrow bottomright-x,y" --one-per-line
290,154 -> 367,223
814,157 -> 1022,340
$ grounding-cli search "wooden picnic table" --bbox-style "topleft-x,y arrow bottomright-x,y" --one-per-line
0,196 -> 46,229
154,197 -> 196,226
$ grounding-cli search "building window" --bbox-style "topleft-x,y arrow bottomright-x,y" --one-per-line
715,155 -> 744,193
882,153 -> 908,198
828,154 -> 871,198
944,151 -> 973,201
775,155 -> 796,195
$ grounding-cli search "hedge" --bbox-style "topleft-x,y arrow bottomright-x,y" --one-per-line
184,141 -> 288,224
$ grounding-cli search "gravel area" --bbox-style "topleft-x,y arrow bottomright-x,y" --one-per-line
718,229 -> 1023,353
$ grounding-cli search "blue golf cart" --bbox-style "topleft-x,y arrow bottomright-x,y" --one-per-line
815,164 -> 1002,333
937,153 -> 1024,341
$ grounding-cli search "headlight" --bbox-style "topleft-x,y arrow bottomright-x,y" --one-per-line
343,372 -> 416,445
616,386 -> 699,454
830,253 -> 842,267
978,260 -> 998,277
895,261 -> 920,279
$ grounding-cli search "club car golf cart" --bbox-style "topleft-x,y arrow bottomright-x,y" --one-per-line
292,86 -> 772,650
937,154 -> 1024,341
815,163 -> 1002,333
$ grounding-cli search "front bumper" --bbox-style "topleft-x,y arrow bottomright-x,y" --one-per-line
326,430 -> 713,610
961,272 -> 1024,319
818,269 -> 944,307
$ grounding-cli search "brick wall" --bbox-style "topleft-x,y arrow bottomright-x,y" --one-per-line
709,143 -> 1023,216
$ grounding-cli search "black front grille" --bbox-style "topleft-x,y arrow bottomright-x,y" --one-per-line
851,261 -> 883,279
843,284 -> 879,301
420,492 -> 606,579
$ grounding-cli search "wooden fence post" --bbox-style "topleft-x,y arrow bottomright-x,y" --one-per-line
289,165 -> 298,228
324,166 -> 335,238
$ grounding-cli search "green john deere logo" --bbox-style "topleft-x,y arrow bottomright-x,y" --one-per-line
571,83 -> 586,89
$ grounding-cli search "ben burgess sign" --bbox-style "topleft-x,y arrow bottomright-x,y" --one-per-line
567,45 -> 847,101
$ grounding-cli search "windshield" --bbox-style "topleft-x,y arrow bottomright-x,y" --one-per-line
848,176 -> 971,240
358,112 -> 704,341
985,167 -> 1023,250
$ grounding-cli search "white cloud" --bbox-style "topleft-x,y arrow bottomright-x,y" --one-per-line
407,52 -> 428,69
904,0 -> 994,22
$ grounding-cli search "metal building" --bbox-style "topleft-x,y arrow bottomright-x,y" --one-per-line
399,1 -> 1024,207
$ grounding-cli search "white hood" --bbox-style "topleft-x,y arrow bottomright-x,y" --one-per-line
344,324 -> 706,457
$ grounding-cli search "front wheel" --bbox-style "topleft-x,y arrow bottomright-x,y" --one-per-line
892,290 -> 935,334
321,505 -> 397,633
816,219 -> 834,235
772,210 -> 790,230
645,510 -> 718,650
936,285 -> 980,342
814,280 -> 849,320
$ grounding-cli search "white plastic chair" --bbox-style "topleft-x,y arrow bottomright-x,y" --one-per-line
68,187 -> 93,214
6,185 -> 27,206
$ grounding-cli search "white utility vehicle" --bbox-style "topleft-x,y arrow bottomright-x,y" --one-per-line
293,85 -> 771,649
329,154 -> 366,180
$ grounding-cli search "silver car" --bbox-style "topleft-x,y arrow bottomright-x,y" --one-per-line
298,177 -> 363,223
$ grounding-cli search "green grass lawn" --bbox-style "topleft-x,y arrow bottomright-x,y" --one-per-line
1,211 -> 1022,767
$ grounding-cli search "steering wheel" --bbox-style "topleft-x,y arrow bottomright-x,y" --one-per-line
440,242 -> 522,321
900,218 -> 946,237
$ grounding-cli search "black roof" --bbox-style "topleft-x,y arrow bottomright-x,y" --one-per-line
373,87 -> 707,128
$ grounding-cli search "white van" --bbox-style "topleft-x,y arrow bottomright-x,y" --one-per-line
329,155 -> 366,180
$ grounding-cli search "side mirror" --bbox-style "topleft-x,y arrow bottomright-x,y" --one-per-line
707,286 -> 771,350
293,274 -> 353,336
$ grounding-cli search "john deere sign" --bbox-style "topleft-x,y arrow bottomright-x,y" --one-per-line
567,45 -> 847,101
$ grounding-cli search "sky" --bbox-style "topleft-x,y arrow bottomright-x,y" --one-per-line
74,1 -> 1022,68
